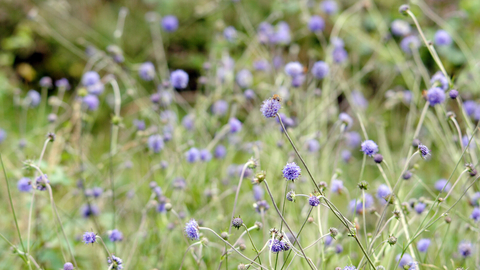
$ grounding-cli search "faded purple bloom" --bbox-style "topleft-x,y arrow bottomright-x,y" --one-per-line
341,150 -> 352,162
224,26 -> 237,42
214,145 -> 227,159
376,184 -> 391,202
414,202 -> 426,214
82,71 -> 100,86
400,35 -> 420,54
271,21 -> 291,45
109,229 -> 123,242
463,100 -> 477,116
332,47 -> 348,63
361,140 -> 378,156
351,90 -> 368,109
283,162 -> 301,181
463,135 -> 476,149
458,242 -> 472,257
27,90 -> 41,107
335,244 -> 343,253
229,118 -> 242,133
182,115 -> 195,130
343,266 -> 356,270
254,200 -> 270,213
17,177 -> 32,192
185,147 -> 200,163
83,232 -> 96,244
55,78 -> 70,90
185,219 -> 200,240
162,15 -> 179,32
63,262 -> 74,270
244,89 -> 256,100
331,179 -> 343,194
133,119 -> 146,131
308,15 -> 325,32
253,185 -> 264,201
291,74 -> 305,87
139,62 -> 155,81
212,100 -> 229,116
311,61 -> 329,79
170,70 -> 189,89
39,76 -> 52,88
339,112 -> 353,129
417,238 -> 431,252
471,208 -> 480,222
306,139 -> 320,152
430,71 -> 449,91
148,135 -> 164,153
284,62 -> 303,77
81,204 -> 99,218
253,59 -> 270,71
321,0 -> 338,14
83,95 -> 99,111
199,149 -> 212,162
349,194 -> 374,214
87,81 -> 104,95
345,132 -> 361,148
434,179 -> 451,192
236,69 -> 253,88
434,30 -> 452,46
391,19 -> 411,36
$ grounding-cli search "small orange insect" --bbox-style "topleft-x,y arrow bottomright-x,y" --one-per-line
272,94 -> 282,102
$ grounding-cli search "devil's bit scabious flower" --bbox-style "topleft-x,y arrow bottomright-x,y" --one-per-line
232,217 -> 243,229
400,35 -> 420,54
270,239 -> 283,253
244,89 -> 256,100
414,202 -> 426,214
82,71 -> 100,86
339,112 -> 353,129
254,200 -> 270,213
253,185 -> 264,201
308,15 -> 325,32
351,90 -> 368,109
373,154 -> 383,164
185,147 -> 200,163
306,139 -> 320,153
212,100 -> 229,116
139,62 -> 155,81
253,59 -> 270,71
170,70 -> 189,89
391,19 -> 411,36
283,162 -> 301,181
286,191 -> 295,202
109,229 -> 123,242
417,238 -> 431,252
463,100 -> 477,116
332,47 -> 348,63
471,208 -> 480,222
377,184 -> 391,202
107,255 -> 123,269
331,179 -> 343,194
343,266 -> 356,270
308,195 -> 320,207
396,253 -> 413,268
260,98 -> 281,118
418,144 -> 431,159
63,263 -> 74,270
345,132 -> 361,148
35,174 -> 49,191
284,62 -> 303,77
55,78 -> 70,90
83,232 -> 96,244
17,177 -> 32,192
39,76 -> 52,88
83,95 -> 99,111
148,134 -> 164,153
458,241 -> 472,257
185,219 -> 200,240
311,61 -> 329,79
27,90 -> 41,108
449,89 -> 458,99
223,26 -> 237,42
236,69 -> 252,88
199,149 -> 212,162
434,179 -> 451,192
434,30 -> 452,46
81,204 -> 99,218
321,0 -> 338,14
361,140 -> 378,156
229,118 -> 242,133
214,145 -> 226,159
162,15 -> 178,32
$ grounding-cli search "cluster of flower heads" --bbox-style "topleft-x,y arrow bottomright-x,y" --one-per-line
269,237 -> 291,253
185,219 -> 200,241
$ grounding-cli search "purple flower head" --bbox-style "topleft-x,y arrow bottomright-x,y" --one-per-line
283,162 -> 301,181
414,202 -> 426,214
339,112 -> 353,129
434,30 -> 452,46
257,22 -> 274,44
309,15 -> 325,32
35,174 -> 49,191
236,69 -> 253,88
83,95 -> 99,111
273,56 -> 284,69
107,255 -> 123,269
253,59 -> 270,71
212,100 -> 229,116
39,76 -> 52,88
331,37 -> 344,48
63,262 -> 74,270
261,98 -> 281,118
170,69 -> 189,89
17,177 -> 32,192
109,229 -> 123,242
55,78 -> 70,90
270,239 -> 283,253
271,21 -> 291,45
224,26 -> 237,42
81,204 -> 99,218
332,47 -> 348,63
391,19 -> 411,36
185,219 -> 200,240
351,90 -> 368,109
331,179 -> 343,194
474,106 -> 480,121
309,195 -> 320,206
311,61 -> 329,79
417,238 -> 431,252
92,187 -> 103,198
173,177 -> 186,190
27,90 -> 41,108
87,81 -> 104,95
291,74 -> 305,88
458,241 -> 472,257
400,35 -> 420,54
83,232 -> 96,244
284,62 -> 303,77
335,244 -> 343,253
244,89 -> 256,100
463,100 -> 477,116
199,149 -> 212,162
471,208 -> 480,222
253,185 -> 264,201
361,140 -> 378,156
214,145 -> 227,159
449,89 -> 458,99
181,115 -> 194,131
139,62 -> 155,81
148,135 -> 164,153
376,184 -> 391,202
343,266 -> 356,270
82,71 -> 100,86
434,179 -> 451,192
418,144 -> 431,159
430,71 -> 449,91
321,0 -> 338,14
254,200 -> 270,213
162,15 -> 178,32
403,90 -> 413,104
349,194 -> 374,214
345,131 -> 361,148
470,192 -> 480,206
341,150 -> 352,163
306,139 -> 320,152
229,118 -> 242,133
185,147 -> 200,163
324,235 -> 333,246
396,253 -> 413,268
133,119 -> 146,131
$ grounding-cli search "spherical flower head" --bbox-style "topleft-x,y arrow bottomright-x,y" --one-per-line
139,62 -> 155,81
214,145 -> 227,159
55,78 -> 70,90
270,239 -> 283,253
291,74 -> 305,88
463,100 -> 477,116
82,71 -> 100,86
133,119 -> 146,131
27,90 -> 41,108
109,229 -> 123,242
434,30 -> 452,46
92,187 -> 103,198
63,262 -> 74,270
170,69 -> 189,89
306,139 -> 320,153
236,69 -> 253,88
321,0 -> 338,14
345,131 -> 361,148
17,177 -> 32,192
253,59 -> 270,71
80,204 -> 99,218
343,266 -> 356,270
361,140 -> 378,156
430,71 -> 449,91
308,195 -> 320,207
162,15 -> 178,32
332,47 -> 348,63
400,35 -> 420,54
281,241 -> 291,251
232,217 -> 243,229
339,112 -> 353,129
403,170 -> 413,180
376,184 -> 391,201
349,194 -> 374,214
396,253 -> 413,268
87,82 -> 104,95
434,179 -> 451,192
449,89 -> 458,99
229,118 -> 242,133
260,98 -> 281,118
39,76 -> 52,88
331,179 -> 343,194
254,200 -> 270,213
244,89 -> 256,100
185,147 -> 200,163
417,238 -> 431,252
373,154 -> 383,164
224,26 -> 237,42
83,232 -> 96,244
335,244 -> 343,253
271,21 -> 291,45
212,100 -> 229,116
286,190 -> 296,202
399,4 -> 410,15
471,207 -> 480,222
341,150 -> 351,163
83,95 -> 99,111
148,134 -> 164,153
253,185 -> 264,201
311,61 -> 329,79
308,15 -> 325,32
414,202 -> 426,214
391,19 -> 411,37
284,62 -> 303,77
199,149 -> 212,162
107,255 -> 123,269
35,174 -> 49,191
283,162 -> 301,181
458,241 -> 472,257
403,90 -> 413,104
185,219 -> 200,240
351,90 -> 368,109
417,144 -> 431,159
